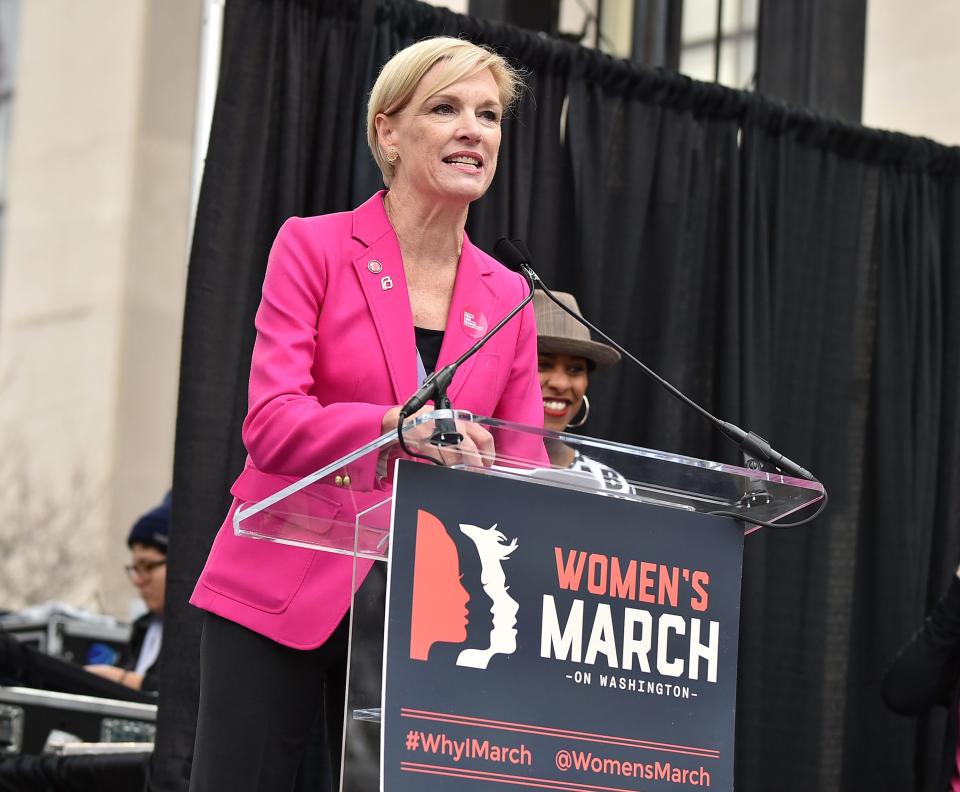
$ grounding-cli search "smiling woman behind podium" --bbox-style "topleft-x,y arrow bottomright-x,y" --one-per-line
188,38 -> 545,792
534,291 -> 630,494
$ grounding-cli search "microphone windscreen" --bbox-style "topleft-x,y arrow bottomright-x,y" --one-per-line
511,239 -> 533,263
493,238 -> 527,272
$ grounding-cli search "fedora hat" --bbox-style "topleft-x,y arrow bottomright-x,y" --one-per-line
533,291 -> 620,369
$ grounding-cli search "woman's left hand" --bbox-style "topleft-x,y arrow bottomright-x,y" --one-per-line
446,418 -> 495,468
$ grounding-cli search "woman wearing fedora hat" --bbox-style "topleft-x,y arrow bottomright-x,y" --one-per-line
534,292 -> 630,494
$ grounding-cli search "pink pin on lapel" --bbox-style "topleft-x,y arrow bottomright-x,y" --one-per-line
461,306 -> 488,339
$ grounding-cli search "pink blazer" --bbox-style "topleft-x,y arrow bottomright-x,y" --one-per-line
190,191 -> 547,649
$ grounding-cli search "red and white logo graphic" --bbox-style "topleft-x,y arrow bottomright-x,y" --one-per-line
410,509 -> 518,670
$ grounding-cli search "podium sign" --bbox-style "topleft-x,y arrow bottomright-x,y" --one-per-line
233,411 -> 824,790
382,461 -> 743,791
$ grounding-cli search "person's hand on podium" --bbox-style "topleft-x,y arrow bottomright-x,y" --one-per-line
381,405 -> 496,469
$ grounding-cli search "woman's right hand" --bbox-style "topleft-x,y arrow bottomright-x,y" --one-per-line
380,405 -> 420,434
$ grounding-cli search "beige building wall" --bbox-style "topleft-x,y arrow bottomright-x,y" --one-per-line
862,0 -> 960,146
0,0 -> 201,617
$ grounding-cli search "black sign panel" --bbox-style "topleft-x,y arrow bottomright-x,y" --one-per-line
382,461 -> 743,790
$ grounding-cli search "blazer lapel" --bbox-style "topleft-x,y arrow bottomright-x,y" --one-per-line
438,234 -> 498,403
350,193 -> 418,405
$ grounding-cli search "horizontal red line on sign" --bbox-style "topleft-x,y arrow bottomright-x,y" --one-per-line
399,707 -> 720,760
400,760 -> 690,792
402,762 -> 582,791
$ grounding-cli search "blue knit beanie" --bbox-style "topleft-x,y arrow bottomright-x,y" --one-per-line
127,491 -> 171,553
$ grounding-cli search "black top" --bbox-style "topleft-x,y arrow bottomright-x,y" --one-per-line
414,327 -> 444,376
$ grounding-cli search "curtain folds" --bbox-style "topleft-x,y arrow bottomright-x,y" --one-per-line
153,1 -> 960,790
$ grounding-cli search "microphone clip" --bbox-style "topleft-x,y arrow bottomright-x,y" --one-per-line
397,364 -> 463,449
429,393 -> 463,447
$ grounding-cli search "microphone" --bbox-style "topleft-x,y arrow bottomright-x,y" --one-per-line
397,256 -> 536,447
492,238 -> 818,483
398,365 -> 457,420
492,237 -> 530,273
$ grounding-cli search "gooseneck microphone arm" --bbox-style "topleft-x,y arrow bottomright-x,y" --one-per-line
493,238 -> 822,488
395,264 -> 537,460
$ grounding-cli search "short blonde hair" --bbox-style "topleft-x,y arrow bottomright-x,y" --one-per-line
367,37 -> 523,186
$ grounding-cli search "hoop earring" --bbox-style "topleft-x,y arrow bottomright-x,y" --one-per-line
566,395 -> 590,429
386,149 -> 399,163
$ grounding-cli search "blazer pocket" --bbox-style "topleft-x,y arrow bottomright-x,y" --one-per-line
450,352 -> 502,410
204,490 -> 342,614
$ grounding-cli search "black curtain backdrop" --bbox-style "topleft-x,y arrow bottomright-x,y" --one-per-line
756,0 -> 868,122
152,1 -> 960,790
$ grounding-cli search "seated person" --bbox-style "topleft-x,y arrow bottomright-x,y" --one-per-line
85,492 -> 170,693
883,562 -> 960,790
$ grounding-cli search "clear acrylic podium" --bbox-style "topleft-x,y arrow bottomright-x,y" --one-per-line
233,410 -> 824,791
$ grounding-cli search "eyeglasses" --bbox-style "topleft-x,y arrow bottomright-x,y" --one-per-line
124,559 -> 166,581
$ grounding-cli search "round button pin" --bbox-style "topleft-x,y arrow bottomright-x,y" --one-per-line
367,260 -> 383,273
461,306 -> 488,339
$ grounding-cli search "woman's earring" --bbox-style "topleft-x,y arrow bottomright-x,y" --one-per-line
566,394 -> 590,429
386,149 -> 399,163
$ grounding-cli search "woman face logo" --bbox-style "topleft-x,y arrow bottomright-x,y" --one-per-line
409,510 -> 520,669
410,510 -> 470,661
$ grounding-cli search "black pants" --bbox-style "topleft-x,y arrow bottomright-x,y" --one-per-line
189,612 -> 349,792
